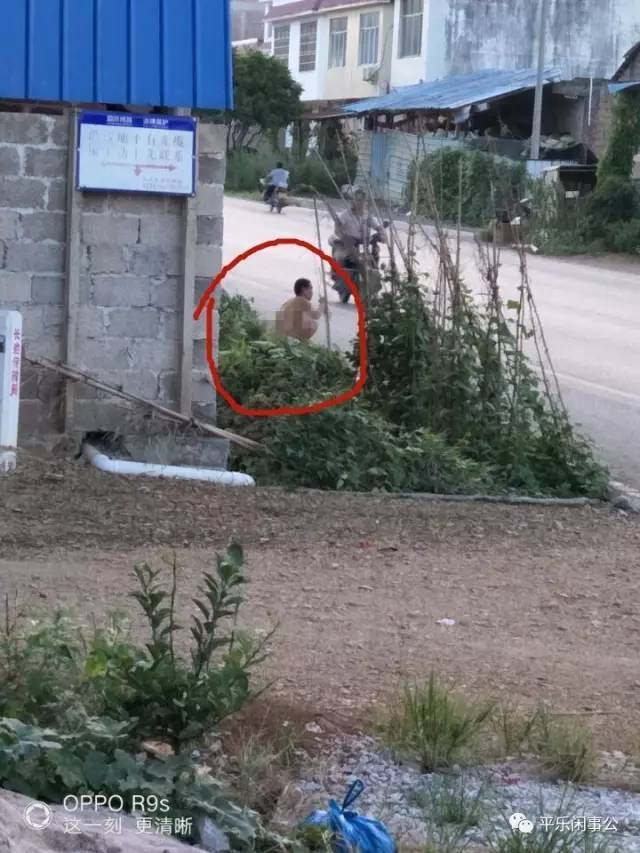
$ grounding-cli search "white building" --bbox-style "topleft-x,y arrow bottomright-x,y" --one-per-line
261,0 -> 640,108
262,0 -> 394,105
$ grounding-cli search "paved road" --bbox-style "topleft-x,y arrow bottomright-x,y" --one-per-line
222,196 -> 640,487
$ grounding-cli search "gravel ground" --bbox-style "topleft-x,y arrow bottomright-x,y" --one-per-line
1,452 -> 640,756
272,734 -> 640,852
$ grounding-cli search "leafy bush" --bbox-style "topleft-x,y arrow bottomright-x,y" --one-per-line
226,148 -> 276,193
217,328 -> 489,493
539,91 -> 640,256
381,675 -> 495,772
407,148 -> 527,227
1,545 -> 265,749
90,546 -> 269,749
219,291 -> 266,350
0,610 -> 86,726
597,91 -> 640,184
292,153 -> 353,196
583,175 -> 639,236
214,220 -> 606,498
220,335 -> 354,415
0,717 -> 284,849
245,404 -> 489,493
0,546 -> 290,850
608,218 -> 640,253
357,283 -> 608,498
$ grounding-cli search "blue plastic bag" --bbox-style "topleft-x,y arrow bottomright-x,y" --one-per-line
303,780 -> 396,853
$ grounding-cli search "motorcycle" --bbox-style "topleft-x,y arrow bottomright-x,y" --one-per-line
259,178 -> 288,214
328,221 -> 390,304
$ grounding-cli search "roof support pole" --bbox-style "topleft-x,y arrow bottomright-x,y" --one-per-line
530,0 -> 550,159
63,107 -> 82,433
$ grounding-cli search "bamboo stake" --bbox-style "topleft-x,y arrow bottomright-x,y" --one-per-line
24,355 -> 261,452
313,196 -> 332,351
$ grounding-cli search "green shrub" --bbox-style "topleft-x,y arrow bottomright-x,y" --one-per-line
0,545 -> 265,750
607,218 -> 640,253
89,546 -> 268,748
597,91 -> 640,184
0,716 -> 284,849
0,610 -> 85,726
356,283 -> 608,498
218,291 -> 267,350
407,148 -> 527,227
217,330 -> 490,493
220,335 -> 354,415
244,403 -> 489,493
584,175 -> 639,232
0,546 -> 288,850
214,245 -> 606,498
381,675 -> 495,772
226,148 -> 276,193
292,153 -> 353,196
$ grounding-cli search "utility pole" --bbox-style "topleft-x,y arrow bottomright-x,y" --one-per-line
530,0 -> 550,160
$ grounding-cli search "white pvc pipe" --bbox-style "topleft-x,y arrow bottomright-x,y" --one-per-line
0,311 -> 22,474
82,443 -> 255,487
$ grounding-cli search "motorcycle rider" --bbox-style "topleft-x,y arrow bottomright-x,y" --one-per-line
264,161 -> 289,203
332,187 -> 386,270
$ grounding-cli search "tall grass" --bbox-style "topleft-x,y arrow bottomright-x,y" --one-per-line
381,675 -> 495,772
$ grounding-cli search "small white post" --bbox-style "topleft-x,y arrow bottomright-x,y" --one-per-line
0,311 -> 23,473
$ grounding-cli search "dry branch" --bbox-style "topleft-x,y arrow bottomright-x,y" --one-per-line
24,354 -> 261,452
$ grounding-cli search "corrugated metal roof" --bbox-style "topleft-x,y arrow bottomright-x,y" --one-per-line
608,80 -> 640,94
344,67 -> 563,114
0,0 -> 233,110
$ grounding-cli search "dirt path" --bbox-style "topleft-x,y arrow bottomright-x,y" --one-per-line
1,454 -> 640,751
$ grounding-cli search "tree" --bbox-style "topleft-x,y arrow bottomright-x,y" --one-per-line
596,91 -> 640,185
212,51 -> 303,152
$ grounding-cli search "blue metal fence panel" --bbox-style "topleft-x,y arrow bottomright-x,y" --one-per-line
371,133 -> 388,192
0,0 -> 233,109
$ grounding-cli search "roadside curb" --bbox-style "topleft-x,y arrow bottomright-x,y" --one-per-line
261,486 -> 604,508
286,195 -> 479,238
230,192 -> 479,239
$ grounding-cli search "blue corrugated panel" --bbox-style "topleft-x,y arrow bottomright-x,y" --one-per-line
608,80 -> 640,94
345,68 -> 563,114
0,0 -> 233,109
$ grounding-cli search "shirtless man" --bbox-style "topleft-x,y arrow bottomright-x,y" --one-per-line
275,278 -> 322,341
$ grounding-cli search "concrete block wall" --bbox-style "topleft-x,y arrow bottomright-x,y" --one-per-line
0,113 -> 68,431
0,110 -> 226,436
193,123 -> 225,422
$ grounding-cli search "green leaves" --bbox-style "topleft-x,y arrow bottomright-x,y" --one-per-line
203,50 -> 302,151
0,547 -> 285,851
407,147 -> 527,228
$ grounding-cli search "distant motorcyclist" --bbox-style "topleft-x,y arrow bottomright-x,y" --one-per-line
264,162 -> 289,202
